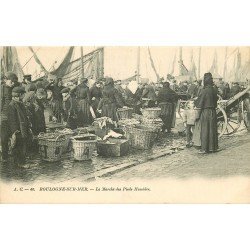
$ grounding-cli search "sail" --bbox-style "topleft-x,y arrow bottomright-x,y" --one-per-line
1,46 -> 24,81
60,47 -> 104,82
28,47 -> 48,75
51,47 -> 74,78
189,51 -> 197,81
209,50 -> 222,79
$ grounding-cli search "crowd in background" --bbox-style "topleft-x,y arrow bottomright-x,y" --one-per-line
0,71 -> 246,165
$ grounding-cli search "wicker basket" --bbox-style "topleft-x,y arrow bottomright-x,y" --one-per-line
38,133 -> 66,162
141,107 -> 161,119
124,125 -> 157,149
71,134 -> 97,161
117,107 -> 133,120
56,129 -> 75,153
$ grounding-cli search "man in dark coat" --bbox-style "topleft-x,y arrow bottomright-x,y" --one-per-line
195,72 -> 218,154
98,77 -> 125,122
61,87 -> 78,129
157,82 -> 179,133
1,72 -> 20,162
89,81 -> 103,117
187,80 -> 198,98
230,82 -> 241,97
7,86 -> 31,166
141,83 -> 157,107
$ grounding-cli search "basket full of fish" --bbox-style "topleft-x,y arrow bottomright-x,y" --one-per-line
141,107 -> 161,119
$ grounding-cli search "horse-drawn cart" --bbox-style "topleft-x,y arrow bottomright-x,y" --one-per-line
217,85 -> 250,137
176,85 -> 250,138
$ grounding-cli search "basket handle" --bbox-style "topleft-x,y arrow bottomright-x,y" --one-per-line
77,128 -> 88,135
55,134 -> 65,142
38,132 -> 45,138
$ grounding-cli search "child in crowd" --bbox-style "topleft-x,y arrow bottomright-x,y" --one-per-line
183,100 -> 197,147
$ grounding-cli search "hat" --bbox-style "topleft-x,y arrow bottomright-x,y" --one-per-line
36,88 -> 47,99
23,74 -> 32,82
27,83 -> 37,92
203,72 -> 213,86
23,91 -> 35,103
5,72 -> 18,82
105,77 -> 114,86
12,86 -> 26,97
61,87 -> 70,94
79,77 -> 88,84
162,81 -> 170,87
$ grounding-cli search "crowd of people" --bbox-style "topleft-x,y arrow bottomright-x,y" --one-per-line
0,70 -> 245,166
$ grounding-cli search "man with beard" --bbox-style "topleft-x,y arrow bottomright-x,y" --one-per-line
195,72 -> 219,154
157,81 -> 179,133
1,72 -> 20,162
7,86 -> 31,166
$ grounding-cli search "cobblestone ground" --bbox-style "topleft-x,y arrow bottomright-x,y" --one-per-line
106,128 -> 250,180
0,130 -> 185,184
1,124 -> 249,183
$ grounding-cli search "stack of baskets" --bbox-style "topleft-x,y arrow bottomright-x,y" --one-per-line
37,133 -> 66,162
123,125 -> 157,150
117,107 -> 133,120
141,107 -> 163,138
141,107 -> 161,119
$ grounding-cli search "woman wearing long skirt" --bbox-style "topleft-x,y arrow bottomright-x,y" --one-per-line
195,73 -> 218,154
98,78 -> 124,122
157,82 -> 179,133
75,78 -> 93,127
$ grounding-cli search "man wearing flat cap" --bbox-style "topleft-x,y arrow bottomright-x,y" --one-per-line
7,86 -> 31,166
23,74 -> 32,92
1,72 -> 20,162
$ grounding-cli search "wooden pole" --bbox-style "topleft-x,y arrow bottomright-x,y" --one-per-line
179,46 -> 183,75
223,47 -> 228,80
198,47 -> 201,79
80,46 -> 84,77
136,46 -> 140,83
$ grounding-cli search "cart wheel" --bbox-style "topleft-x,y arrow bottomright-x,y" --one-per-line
243,98 -> 250,131
217,105 -> 227,138
223,102 -> 242,135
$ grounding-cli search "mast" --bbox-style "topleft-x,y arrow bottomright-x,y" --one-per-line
80,46 -> 84,77
197,47 -> 201,79
179,46 -> 183,75
148,47 -> 160,82
136,46 -> 140,83
223,47 -> 228,81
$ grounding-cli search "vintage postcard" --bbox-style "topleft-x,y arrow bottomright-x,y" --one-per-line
0,46 -> 250,203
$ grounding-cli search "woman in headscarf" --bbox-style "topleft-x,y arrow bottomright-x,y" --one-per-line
74,77 -> 93,127
97,77 -> 124,122
195,72 -> 218,154
157,82 -> 179,133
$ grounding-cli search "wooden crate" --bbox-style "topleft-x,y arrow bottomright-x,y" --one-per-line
97,138 -> 129,157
